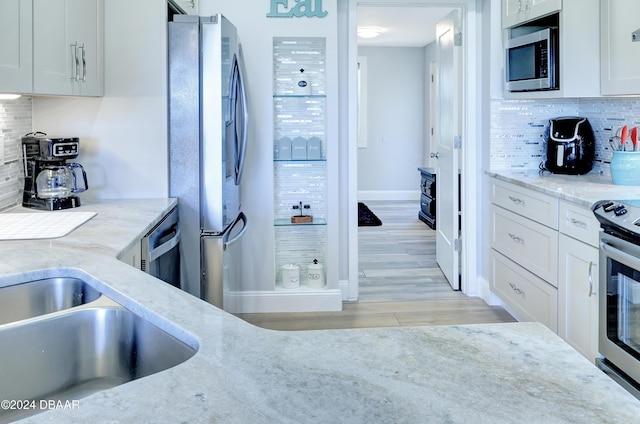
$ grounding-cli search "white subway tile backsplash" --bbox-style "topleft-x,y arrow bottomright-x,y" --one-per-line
0,98 -> 31,211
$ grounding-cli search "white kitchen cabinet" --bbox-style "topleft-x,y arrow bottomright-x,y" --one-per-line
32,0 -> 103,96
489,178 -> 559,333
503,0 -> 600,99
119,238 -> 141,269
502,0 -> 562,29
0,0 -> 32,94
175,0 -> 198,15
601,0 -> 640,95
557,234 -> 599,362
490,204 -> 559,285
491,249 -> 558,332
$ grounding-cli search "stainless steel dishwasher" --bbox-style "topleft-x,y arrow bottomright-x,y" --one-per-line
141,206 -> 181,288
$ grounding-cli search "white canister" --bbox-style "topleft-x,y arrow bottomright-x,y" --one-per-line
294,68 -> 312,95
282,263 -> 300,289
307,259 -> 325,288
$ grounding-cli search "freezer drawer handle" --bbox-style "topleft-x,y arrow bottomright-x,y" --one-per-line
149,225 -> 181,262
223,212 -> 247,249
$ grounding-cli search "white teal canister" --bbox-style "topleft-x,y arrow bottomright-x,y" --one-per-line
294,68 -> 312,95
610,151 -> 640,185
282,264 -> 300,289
307,259 -> 325,288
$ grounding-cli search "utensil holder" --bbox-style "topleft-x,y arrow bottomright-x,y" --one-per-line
611,151 -> 640,185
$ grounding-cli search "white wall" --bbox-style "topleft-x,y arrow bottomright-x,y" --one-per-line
357,46 -> 424,200
199,0 -> 340,291
32,0 -> 168,201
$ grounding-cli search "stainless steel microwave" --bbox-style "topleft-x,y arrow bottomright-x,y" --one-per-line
505,27 -> 559,92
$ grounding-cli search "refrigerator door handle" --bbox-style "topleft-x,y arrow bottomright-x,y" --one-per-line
223,211 -> 247,249
235,45 -> 249,185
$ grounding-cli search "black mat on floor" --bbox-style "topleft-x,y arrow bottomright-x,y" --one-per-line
358,202 -> 382,227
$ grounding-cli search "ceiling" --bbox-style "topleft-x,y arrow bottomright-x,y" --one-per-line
357,6 -> 456,47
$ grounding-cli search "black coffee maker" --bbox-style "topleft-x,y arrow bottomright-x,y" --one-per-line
545,117 -> 595,175
22,132 -> 89,210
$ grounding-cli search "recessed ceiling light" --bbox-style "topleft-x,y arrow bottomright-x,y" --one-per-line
0,94 -> 21,100
357,27 -> 383,39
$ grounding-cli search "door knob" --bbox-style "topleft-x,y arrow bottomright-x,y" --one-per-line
430,152 -> 439,159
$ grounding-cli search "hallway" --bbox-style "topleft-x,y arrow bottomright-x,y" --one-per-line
234,201 -> 514,331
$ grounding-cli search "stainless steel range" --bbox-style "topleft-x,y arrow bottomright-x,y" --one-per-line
593,199 -> 640,399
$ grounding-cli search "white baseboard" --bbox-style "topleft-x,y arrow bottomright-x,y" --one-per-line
223,289 -> 343,313
357,190 -> 420,202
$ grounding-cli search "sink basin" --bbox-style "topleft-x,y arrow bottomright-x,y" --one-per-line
0,277 -> 101,325
0,279 -> 197,423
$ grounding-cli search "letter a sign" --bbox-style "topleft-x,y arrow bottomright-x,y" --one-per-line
267,0 -> 328,18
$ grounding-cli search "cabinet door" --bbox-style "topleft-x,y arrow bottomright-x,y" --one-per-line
558,234 -> 599,362
502,0 -> 562,28
33,0 -> 103,96
601,0 -> 640,95
0,0 -> 32,94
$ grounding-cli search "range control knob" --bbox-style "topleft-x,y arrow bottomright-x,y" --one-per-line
614,205 -> 628,216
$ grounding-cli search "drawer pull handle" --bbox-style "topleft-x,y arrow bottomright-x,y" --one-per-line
508,233 -> 524,244
569,217 -> 587,228
508,196 -> 525,205
509,282 -> 525,296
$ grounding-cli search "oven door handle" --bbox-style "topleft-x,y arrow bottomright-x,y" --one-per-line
600,239 -> 640,268
149,225 -> 181,262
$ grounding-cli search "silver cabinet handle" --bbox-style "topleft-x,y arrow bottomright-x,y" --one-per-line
509,282 -> 525,296
569,217 -> 587,228
508,195 -> 525,205
80,43 -> 86,82
430,152 -> 439,159
508,232 -> 524,244
71,42 -> 80,81
588,261 -> 596,297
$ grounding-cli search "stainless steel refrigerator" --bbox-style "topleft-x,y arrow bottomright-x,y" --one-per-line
168,15 -> 248,309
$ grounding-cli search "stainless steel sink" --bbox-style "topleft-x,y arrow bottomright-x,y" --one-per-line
0,279 -> 197,423
0,277 -> 101,325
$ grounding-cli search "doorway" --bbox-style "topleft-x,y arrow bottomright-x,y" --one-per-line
354,3 -> 462,300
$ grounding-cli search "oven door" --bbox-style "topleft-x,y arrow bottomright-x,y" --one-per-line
599,231 -> 640,387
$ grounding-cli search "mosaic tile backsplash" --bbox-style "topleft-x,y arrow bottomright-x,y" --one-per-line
490,98 -> 640,175
0,98 -> 31,211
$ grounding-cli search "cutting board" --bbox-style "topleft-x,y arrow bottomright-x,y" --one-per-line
0,211 -> 97,240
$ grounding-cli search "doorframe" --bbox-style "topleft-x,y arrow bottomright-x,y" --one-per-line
342,0 -> 481,299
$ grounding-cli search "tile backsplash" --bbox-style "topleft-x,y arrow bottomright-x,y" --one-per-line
490,97 -> 640,175
0,98 -> 31,211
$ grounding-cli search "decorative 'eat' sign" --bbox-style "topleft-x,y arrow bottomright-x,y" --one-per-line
267,0 -> 328,18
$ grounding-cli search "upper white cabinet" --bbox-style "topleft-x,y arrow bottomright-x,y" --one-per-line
502,0 -> 562,29
0,0 -> 33,94
174,0 -> 198,15
503,0 -> 599,99
601,0 -> 640,95
33,0 -> 104,96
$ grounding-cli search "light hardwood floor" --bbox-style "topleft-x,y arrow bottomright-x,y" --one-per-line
235,201 -> 514,331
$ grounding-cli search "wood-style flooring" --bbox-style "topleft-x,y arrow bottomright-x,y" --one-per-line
234,200 -> 514,331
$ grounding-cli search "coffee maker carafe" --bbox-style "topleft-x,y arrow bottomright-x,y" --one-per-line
22,132 -> 88,210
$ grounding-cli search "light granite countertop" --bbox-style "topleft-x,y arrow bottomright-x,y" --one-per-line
486,169 -> 640,207
1,199 -> 639,423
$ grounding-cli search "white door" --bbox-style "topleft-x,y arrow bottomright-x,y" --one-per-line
434,10 -> 461,290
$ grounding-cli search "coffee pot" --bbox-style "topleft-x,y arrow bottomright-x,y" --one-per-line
35,163 -> 87,199
22,133 -> 89,210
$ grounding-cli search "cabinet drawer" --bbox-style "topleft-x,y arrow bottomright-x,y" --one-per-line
558,200 -> 600,248
490,179 -> 558,229
491,249 -> 558,333
490,204 -> 559,285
